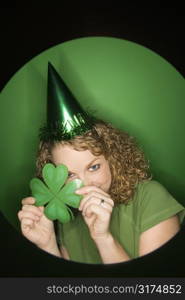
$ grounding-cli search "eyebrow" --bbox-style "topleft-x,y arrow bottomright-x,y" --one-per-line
86,158 -> 99,169
68,158 -> 99,175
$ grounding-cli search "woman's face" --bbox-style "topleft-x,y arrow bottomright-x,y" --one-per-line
51,144 -> 112,193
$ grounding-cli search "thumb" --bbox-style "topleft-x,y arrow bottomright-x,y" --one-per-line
38,206 -> 45,213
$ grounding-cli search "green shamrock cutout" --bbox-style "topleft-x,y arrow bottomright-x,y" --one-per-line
30,163 -> 83,223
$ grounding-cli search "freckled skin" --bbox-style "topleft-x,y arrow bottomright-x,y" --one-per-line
51,145 -> 112,192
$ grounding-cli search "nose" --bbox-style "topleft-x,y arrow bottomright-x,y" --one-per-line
79,176 -> 89,186
78,173 -> 93,187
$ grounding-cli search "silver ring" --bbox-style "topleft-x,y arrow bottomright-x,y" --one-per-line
99,199 -> 105,206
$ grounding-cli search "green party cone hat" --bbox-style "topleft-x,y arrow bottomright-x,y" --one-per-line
39,62 -> 94,142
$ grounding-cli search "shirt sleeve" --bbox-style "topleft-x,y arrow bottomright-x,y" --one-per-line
138,180 -> 185,233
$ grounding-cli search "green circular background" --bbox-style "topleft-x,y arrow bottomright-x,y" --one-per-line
0,36 -> 185,230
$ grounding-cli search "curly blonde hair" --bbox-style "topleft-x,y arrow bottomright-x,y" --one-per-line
36,121 -> 152,204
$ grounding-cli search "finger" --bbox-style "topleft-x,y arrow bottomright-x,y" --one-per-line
83,200 -> 113,217
21,218 -> 34,231
76,186 -> 110,197
22,205 -> 43,216
81,196 -> 113,215
22,197 -> 35,205
18,211 -> 40,222
38,206 -> 45,213
82,211 -> 96,225
84,204 -> 110,220
79,192 -> 114,211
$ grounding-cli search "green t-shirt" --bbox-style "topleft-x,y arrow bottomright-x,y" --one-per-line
57,180 -> 185,264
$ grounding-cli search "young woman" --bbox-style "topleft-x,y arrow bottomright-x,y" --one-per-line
18,63 -> 184,264
18,120 -> 184,264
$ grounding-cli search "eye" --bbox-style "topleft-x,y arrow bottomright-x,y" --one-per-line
68,173 -> 75,178
89,164 -> 100,172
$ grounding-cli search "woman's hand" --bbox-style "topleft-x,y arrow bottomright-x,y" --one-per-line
76,186 -> 114,241
18,197 -> 58,254
77,186 -> 131,263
